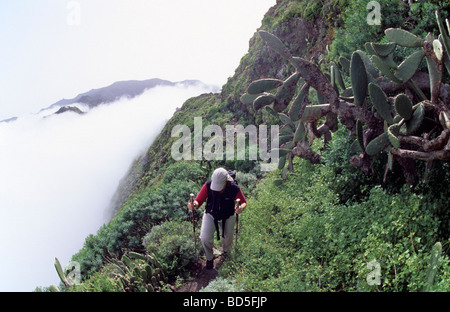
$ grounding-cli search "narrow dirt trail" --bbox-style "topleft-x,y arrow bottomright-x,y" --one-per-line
175,252 -> 226,292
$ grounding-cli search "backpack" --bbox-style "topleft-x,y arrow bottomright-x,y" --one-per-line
205,179 -> 240,240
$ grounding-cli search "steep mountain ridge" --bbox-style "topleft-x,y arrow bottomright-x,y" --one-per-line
1,79 -> 214,123
42,78 -> 214,112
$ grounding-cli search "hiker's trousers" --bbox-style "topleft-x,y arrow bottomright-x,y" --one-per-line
200,212 -> 236,261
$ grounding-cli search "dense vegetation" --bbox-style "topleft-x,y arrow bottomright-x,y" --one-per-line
39,0 -> 450,292
219,130 -> 450,291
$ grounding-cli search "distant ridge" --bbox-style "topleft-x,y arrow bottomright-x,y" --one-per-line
42,78 -> 213,111
1,78 -> 216,123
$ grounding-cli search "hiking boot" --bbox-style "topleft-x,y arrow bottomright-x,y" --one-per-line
205,259 -> 214,270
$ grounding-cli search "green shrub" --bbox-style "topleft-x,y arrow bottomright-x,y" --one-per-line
143,221 -> 201,279
68,266 -> 122,292
199,277 -> 244,292
161,161 -> 206,185
220,155 -> 448,292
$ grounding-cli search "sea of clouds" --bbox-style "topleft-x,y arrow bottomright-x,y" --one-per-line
0,82 -> 214,291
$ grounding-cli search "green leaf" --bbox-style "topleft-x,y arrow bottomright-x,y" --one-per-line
279,134 -> 294,145
273,179 -> 284,186
379,53 -> 398,69
364,42 -> 377,56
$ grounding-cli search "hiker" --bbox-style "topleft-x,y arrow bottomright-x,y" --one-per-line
188,168 -> 247,269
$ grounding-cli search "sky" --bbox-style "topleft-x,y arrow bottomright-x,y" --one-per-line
0,0 -> 276,120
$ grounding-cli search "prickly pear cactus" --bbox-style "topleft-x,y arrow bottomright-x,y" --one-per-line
108,251 -> 168,292
242,10 -> 450,184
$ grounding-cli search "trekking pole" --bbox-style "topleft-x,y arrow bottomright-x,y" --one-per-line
190,193 -> 197,250
235,198 -> 240,246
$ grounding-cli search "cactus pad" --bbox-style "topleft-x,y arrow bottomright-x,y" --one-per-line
253,93 -> 275,110
369,82 -> 394,124
240,93 -> 260,105
372,55 -> 402,84
293,122 -> 306,143
371,42 -> 396,56
259,30 -> 292,59
387,124 -> 401,148
288,83 -> 308,121
279,113 -> 295,128
350,51 -> 368,107
394,94 -> 413,120
247,78 -> 284,94
385,28 -> 423,48
332,64 -> 346,91
394,49 -> 424,82
403,102 -> 425,134
339,56 -> 350,73
366,132 -> 390,156
436,10 -> 450,56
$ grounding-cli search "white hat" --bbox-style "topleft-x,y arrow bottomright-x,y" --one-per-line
210,168 -> 233,191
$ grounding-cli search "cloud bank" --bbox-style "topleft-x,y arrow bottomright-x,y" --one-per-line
0,82 -> 214,291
